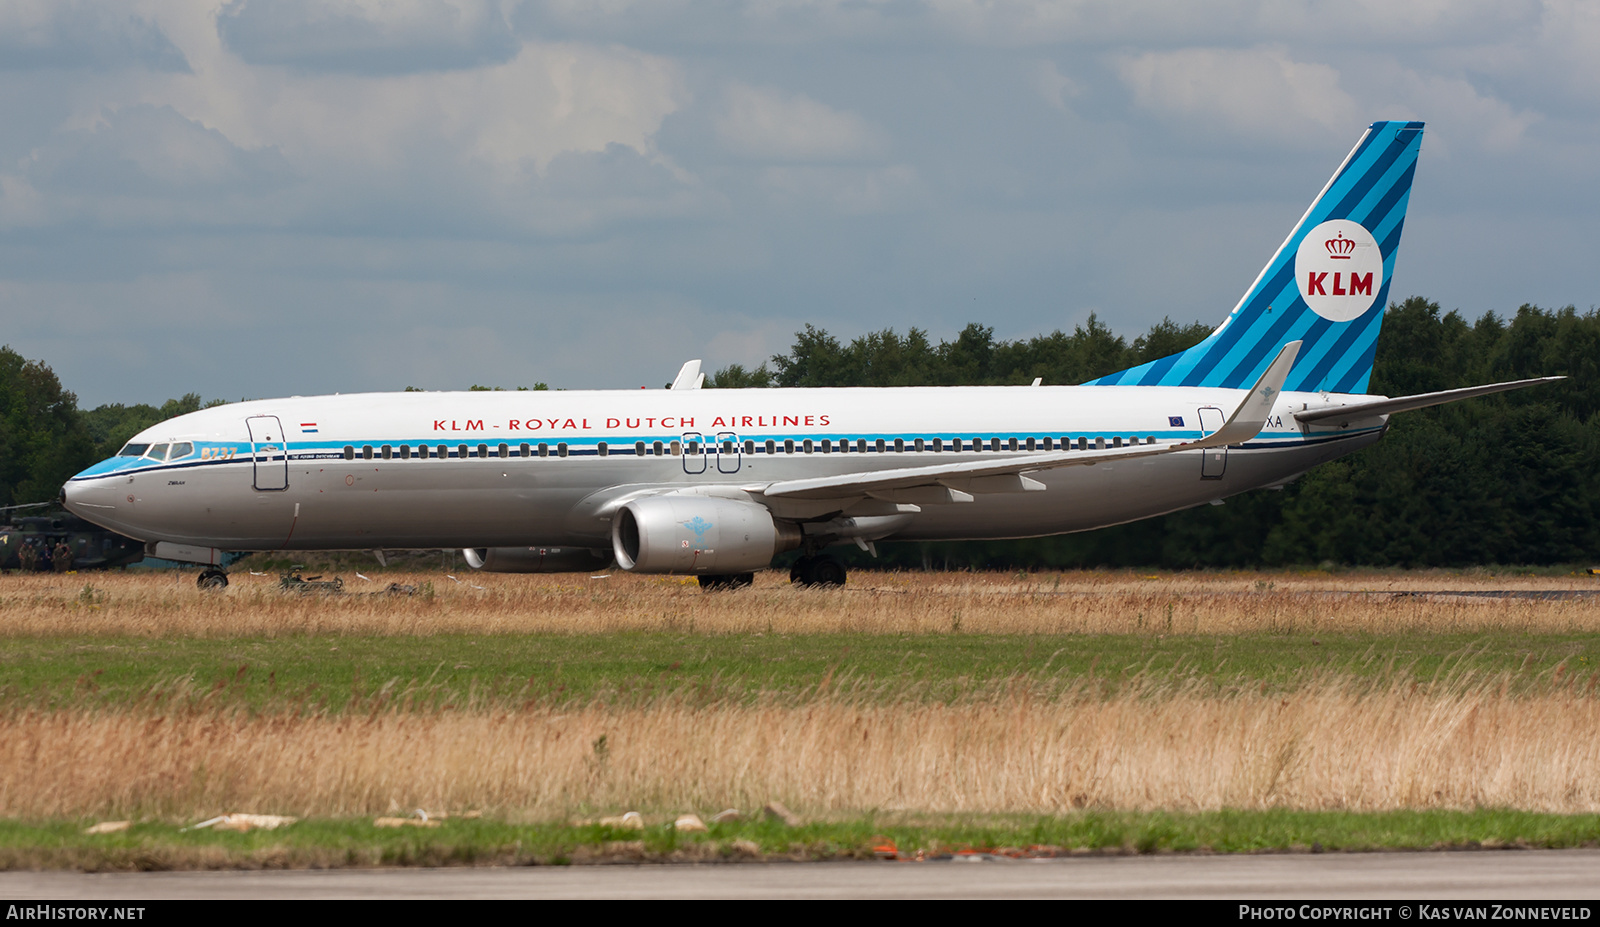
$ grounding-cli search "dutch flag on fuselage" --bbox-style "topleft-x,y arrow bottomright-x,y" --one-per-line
1086,120 -> 1424,394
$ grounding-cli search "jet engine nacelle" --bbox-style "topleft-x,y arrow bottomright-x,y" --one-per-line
612,495 -> 800,574
462,546 -> 612,573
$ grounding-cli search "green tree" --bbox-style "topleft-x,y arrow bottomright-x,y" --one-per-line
0,346 -> 97,507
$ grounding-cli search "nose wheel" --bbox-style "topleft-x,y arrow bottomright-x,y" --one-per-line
197,569 -> 228,590
790,555 -> 846,587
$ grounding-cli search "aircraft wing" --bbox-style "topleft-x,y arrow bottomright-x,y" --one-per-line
756,341 -> 1301,502
1293,376 -> 1563,425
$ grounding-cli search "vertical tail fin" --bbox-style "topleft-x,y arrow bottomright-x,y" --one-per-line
1088,120 -> 1424,394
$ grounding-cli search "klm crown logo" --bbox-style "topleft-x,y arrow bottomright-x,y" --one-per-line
682,516 -> 714,543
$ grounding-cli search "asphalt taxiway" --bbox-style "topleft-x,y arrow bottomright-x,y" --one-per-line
4,850 -> 1600,899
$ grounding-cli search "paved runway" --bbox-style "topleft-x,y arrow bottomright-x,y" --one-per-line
5,850 -> 1600,899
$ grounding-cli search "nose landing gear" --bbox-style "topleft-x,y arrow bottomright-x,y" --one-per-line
197,569 -> 229,590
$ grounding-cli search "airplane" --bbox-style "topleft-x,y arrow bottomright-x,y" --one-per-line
62,120 -> 1559,590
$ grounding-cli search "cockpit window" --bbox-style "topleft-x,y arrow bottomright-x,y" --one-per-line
169,442 -> 194,460
146,444 -> 170,461
119,443 -> 150,458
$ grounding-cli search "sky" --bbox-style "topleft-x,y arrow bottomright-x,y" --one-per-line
1,0 -> 1596,406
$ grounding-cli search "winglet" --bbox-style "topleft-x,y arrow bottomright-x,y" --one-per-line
1191,341 -> 1300,449
670,360 -> 704,390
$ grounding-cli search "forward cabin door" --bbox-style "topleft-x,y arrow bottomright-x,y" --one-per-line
1197,406 -> 1226,480
246,415 -> 289,491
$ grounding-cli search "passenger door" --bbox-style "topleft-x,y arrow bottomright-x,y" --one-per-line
681,432 -> 707,474
1197,407 -> 1226,480
246,415 -> 289,491
715,431 -> 741,474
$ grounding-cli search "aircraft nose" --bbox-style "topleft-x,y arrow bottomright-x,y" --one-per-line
61,475 -> 120,520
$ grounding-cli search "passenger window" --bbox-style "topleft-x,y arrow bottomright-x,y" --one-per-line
765,440 -> 776,455
1113,436 -> 1123,448
803,439 -> 814,454
1146,436 -> 1156,444
820,440 -> 831,455
499,443 -> 509,458
744,440 -> 755,455
635,441 -> 646,456
538,443 -> 549,457
722,441 -> 733,454
990,438 -> 1001,452
344,446 -> 355,460
933,438 -> 943,452
892,438 -> 903,453
362,445 -> 373,460
478,444 -> 489,458
1008,438 -> 1018,452
1095,437 -> 1106,450
147,444 -> 170,461
837,439 -> 847,453
1042,437 -> 1053,451
119,443 -> 150,458
597,442 -> 608,457
399,445 -> 410,460
382,445 -> 392,460
784,439 -> 795,454
914,438 -> 924,452
1076,437 -> 1087,451
169,442 -> 193,459
670,441 -> 681,456
1026,438 -> 1036,452
458,444 -> 468,459
654,441 -> 665,456
874,439 -> 885,453
557,442 -> 568,458
519,443 -> 529,457
855,439 -> 866,454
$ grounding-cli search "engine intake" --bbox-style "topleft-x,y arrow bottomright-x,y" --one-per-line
612,495 -> 799,574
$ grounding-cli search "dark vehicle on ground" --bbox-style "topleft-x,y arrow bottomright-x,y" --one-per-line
0,513 -> 144,573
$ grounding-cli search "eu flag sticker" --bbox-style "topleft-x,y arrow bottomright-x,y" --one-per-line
1168,416 -> 1185,427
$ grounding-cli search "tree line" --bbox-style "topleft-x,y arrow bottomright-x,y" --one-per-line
3,296 -> 1595,567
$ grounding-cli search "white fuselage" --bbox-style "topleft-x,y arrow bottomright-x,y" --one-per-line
63,385 -> 1383,553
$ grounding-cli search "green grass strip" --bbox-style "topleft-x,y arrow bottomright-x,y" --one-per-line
5,810 -> 1600,870
3,632 -> 1599,711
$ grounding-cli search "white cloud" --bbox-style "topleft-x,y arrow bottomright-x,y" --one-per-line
715,84 -> 888,162
1116,46 -> 1361,146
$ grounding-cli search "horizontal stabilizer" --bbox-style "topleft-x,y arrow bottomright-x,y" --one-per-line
1294,376 -> 1563,424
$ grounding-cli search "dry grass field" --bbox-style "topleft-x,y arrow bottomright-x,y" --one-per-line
3,568 -> 1600,828
6,676 -> 1600,820
1,567 -> 1598,637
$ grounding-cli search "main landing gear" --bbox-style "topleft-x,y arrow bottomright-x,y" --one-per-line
790,555 -> 846,588
197,568 -> 229,590
698,573 -> 755,591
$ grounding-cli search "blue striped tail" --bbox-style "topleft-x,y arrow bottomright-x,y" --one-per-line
1085,121 -> 1424,393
